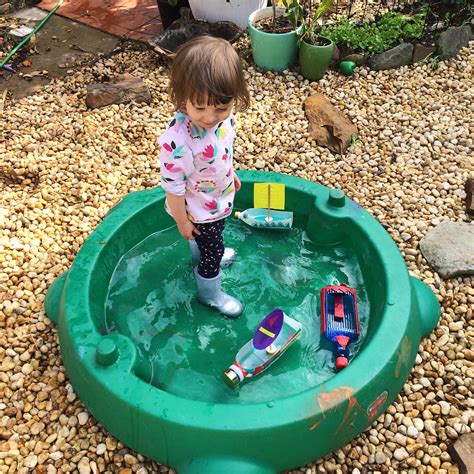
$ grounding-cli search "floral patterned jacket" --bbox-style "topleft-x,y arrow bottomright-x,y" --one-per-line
157,112 -> 236,224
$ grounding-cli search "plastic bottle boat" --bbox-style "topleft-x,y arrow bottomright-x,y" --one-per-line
223,309 -> 302,388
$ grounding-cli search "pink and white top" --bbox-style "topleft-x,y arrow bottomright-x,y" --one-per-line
158,112 -> 236,224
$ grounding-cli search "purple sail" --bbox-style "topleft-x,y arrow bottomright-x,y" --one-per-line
252,309 -> 284,350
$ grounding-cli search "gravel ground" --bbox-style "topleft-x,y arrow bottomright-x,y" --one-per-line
0,37 -> 473,474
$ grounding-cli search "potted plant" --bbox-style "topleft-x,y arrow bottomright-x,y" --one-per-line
248,1 -> 303,72
189,0 -> 267,29
298,0 -> 335,81
157,0 -> 191,30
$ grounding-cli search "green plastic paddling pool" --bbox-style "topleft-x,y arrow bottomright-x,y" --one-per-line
45,171 -> 440,473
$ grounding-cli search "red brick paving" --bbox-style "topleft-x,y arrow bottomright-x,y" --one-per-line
37,0 -> 163,42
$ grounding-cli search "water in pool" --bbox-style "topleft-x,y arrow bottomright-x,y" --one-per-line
105,219 -> 369,404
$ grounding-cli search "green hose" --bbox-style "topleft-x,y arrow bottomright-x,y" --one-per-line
0,0 -> 64,69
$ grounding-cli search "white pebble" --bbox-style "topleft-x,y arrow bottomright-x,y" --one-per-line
413,418 -> 424,431
439,401 -> 451,415
394,447 -> 409,461
96,443 -> 107,455
78,412 -> 89,425
375,451 -> 387,464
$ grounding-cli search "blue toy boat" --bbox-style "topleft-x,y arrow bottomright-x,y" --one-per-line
320,284 -> 360,370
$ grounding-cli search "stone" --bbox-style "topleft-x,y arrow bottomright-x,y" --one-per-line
304,93 -> 358,154
375,450 -> 387,464
24,455 -> 38,469
412,44 -> 437,63
413,418 -> 424,432
85,74 -> 152,109
394,447 -> 409,461
449,321 -> 463,332
437,25 -> 472,60
420,221 -> 474,278
439,401 -> 451,416
78,412 -> 89,425
367,43 -> 414,70
465,178 -> 474,216
341,53 -> 365,65
78,457 -> 91,474
0,3 -> 11,14
96,443 -> 106,455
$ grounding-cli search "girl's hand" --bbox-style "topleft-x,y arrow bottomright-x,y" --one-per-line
233,173 -> 241,193
177,219 -> 201,240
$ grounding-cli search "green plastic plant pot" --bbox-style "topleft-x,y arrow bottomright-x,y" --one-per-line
248,7 -> 299,72
299,37 -> 334,81
45,172 -> 440,473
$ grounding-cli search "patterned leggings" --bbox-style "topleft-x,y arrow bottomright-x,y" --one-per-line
194,218 -> 225,279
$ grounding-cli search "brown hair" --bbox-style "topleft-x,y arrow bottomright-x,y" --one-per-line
169,36 -> 250,112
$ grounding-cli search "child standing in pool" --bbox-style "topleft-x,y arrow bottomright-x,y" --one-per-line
157,36 -> 250,318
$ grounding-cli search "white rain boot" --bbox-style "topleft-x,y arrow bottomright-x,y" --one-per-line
194,268 -> 243,318
189,240 -> 236,269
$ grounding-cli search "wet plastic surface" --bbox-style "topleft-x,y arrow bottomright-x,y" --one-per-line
45,171 -> 440,473
105,223 -> 369,403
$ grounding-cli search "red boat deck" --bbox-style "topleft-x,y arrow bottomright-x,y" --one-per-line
37,0 -> 163,42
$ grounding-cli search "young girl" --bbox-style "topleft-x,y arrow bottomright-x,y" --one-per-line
157,36 -> 250,318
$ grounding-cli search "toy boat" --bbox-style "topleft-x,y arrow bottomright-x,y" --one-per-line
223,309 -> 302,388
234,208 -> 293,229
234,182 -> 293,229
320,284 -> 360,370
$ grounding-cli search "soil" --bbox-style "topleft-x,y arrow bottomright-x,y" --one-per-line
305,36 -> 332,47
254,16 -> 294,34
1,9 -> 121,99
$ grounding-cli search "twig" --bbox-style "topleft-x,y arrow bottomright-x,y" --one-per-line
70,44 -> 89,53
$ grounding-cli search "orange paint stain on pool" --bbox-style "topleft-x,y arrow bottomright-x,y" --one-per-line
309,386 -> 365,435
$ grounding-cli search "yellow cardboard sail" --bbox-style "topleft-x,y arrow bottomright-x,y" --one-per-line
254,183 -> 285,210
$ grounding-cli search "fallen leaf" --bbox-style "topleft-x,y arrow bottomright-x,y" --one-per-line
22,60 -> 32,67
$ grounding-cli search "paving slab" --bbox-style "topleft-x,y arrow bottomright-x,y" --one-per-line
1,8 -> 120,99
37,0 -> 163,42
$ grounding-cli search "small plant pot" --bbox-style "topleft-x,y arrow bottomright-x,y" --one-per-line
299,36 -> 334,81
248,7 -> 299,72
156,0 -> 190,30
